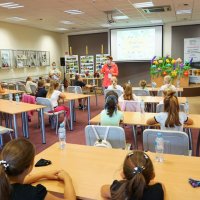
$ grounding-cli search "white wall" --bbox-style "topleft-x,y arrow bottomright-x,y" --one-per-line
0,22 -> 63,81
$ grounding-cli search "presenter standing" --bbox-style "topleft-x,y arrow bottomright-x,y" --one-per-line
49,62 -> 62,82
101,56 -> 119,88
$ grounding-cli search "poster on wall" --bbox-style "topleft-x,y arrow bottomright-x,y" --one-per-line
13,50 -> 27,68
0,49 -> 11,69
38,51 -> 50,66
184,37 -> 200,63
27,51 -> 38,67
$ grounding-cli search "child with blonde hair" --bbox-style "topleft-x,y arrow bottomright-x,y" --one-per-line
107,76 -> 123,92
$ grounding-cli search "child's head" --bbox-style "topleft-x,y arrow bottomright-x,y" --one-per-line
111,76 -> 118,89
0,138 -> 35,200
105,91 -> 118,117
123,83 -> 133,100
47,80 -> 60,98
52,62 -> 56,67
164,90 -> 181,127
112,151 -> 155,200
164,75 -> 172,84
75,74 -> 80,81
26,76 -> 32,82
38,80 -> 45,88
139,80 -> 147,89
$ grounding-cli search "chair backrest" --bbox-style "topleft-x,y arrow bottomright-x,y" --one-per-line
104,89 -> 123,99
156,103 -> 185,113
133,89 -> 150,96
119,100 -> 141,112
16,82 -> 26,92
8,83 -> 16,90
143,129 -> 189,155
67,86 -> 82,94
30,84 -> 37,95
36,97 -> 53,112
85,125 -> 126,149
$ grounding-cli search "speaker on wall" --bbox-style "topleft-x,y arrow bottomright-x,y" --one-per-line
60,57 -> 65,66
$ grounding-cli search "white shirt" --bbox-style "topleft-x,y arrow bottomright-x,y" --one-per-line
155,112 -> 187,131
25,81 -> 37,93
160,84 -> 176,91
107,85 -> 124,93
49,68 -> 61,81
49,90 -> 61,107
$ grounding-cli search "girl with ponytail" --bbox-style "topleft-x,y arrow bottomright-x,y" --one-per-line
0,138 -> 76,200
146,90 -> 193,131
101,151 -> 164,200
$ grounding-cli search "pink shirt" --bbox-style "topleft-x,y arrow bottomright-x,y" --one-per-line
101,63 -> 119,87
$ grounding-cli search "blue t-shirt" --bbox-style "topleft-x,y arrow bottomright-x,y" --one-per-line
100,109 -> 123,126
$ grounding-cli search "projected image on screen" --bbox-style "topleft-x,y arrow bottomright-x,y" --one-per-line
111,26 -> 163,62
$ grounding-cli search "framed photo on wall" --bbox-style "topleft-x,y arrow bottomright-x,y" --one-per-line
0,49 -> 12,69
13,50 -> 28,68
27,50 -> 38,67
38,51 -> 50,66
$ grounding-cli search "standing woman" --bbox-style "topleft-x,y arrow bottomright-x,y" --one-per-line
101,56 -> 119,89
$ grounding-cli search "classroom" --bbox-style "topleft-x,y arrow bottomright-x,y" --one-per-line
0,0 -> 200,199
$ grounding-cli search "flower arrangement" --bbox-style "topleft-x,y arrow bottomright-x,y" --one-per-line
150,56 -> 192,79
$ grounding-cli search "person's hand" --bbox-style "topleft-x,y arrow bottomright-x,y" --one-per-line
44,170 -> 60,180
57,170 -> 72,182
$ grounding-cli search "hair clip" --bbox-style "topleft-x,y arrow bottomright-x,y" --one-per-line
133,166 -> 145,174
0,160 -> 9,170
128,152 -> 149,160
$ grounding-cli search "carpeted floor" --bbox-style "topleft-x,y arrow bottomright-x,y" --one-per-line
1,95 -> 200,156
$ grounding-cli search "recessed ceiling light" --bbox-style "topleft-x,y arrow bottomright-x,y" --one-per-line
64,9 -> 84,15
176,9 -> 192,14
101,24 -> 112,27
7,17 -> 27,21
56,28 -> 68,31
150,19 -> 163,23
60,20 -> 74,25
113,15 -> 129,20
133,2 -> 154,8
0,2 -> 24,9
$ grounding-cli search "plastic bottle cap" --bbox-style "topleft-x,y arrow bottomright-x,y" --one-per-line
157,132 -> 162,137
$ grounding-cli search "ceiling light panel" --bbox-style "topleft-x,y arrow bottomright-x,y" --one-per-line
7,17 -> 27,21
64,10 -> 84,15
0,2 -> 24,9
176,9 -> 192,14
133,2 -> 154,8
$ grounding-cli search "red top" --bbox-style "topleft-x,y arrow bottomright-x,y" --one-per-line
101,62 -> 119,87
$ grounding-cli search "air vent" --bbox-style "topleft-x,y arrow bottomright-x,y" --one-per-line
142,5 -> 171,13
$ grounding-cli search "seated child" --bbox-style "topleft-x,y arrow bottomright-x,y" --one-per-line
0,138 -> 76,200
159,75 -> 176,92
147,90 -> 193,131
119,83 -> 138,102
35,80 -> 47,98
0,82 -> 5,93
100,91 -> 123,126
101,150 -> 164,200
107,76 -> 123,93
25,76 -> 37,93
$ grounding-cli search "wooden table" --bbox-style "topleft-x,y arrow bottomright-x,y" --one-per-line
32,143 -> 200,200
137,96 -> 186,104
63,92 -> 93,131
0,99 -> 46,143
90,112 -> 200,151
0,89 -> 24,96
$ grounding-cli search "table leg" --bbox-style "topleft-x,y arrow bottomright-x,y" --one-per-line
73,100 -> 76,122
13,114 -> 18,138
132,125 -> 138,149
94,87 -> 98,106
21,113 -> 26,137
24,112 -> 29,138
196,130 -> 200,156
87,96 -> 91,125
69,100 -> 73,131
39,108 -> 46,144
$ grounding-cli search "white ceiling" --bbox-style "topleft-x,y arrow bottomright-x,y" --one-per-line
0,0 -> 199,33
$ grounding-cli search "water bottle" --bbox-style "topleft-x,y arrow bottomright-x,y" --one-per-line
9,91 -> 13,102
128,80 -> 131,84
58,122 -> 66,150
155,132 -> 164,162
184,98 -> 189,115
176,79 -> 180,88
15,94 -> 20,104
61,84 -> 65,92
140,99 -> 145,114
